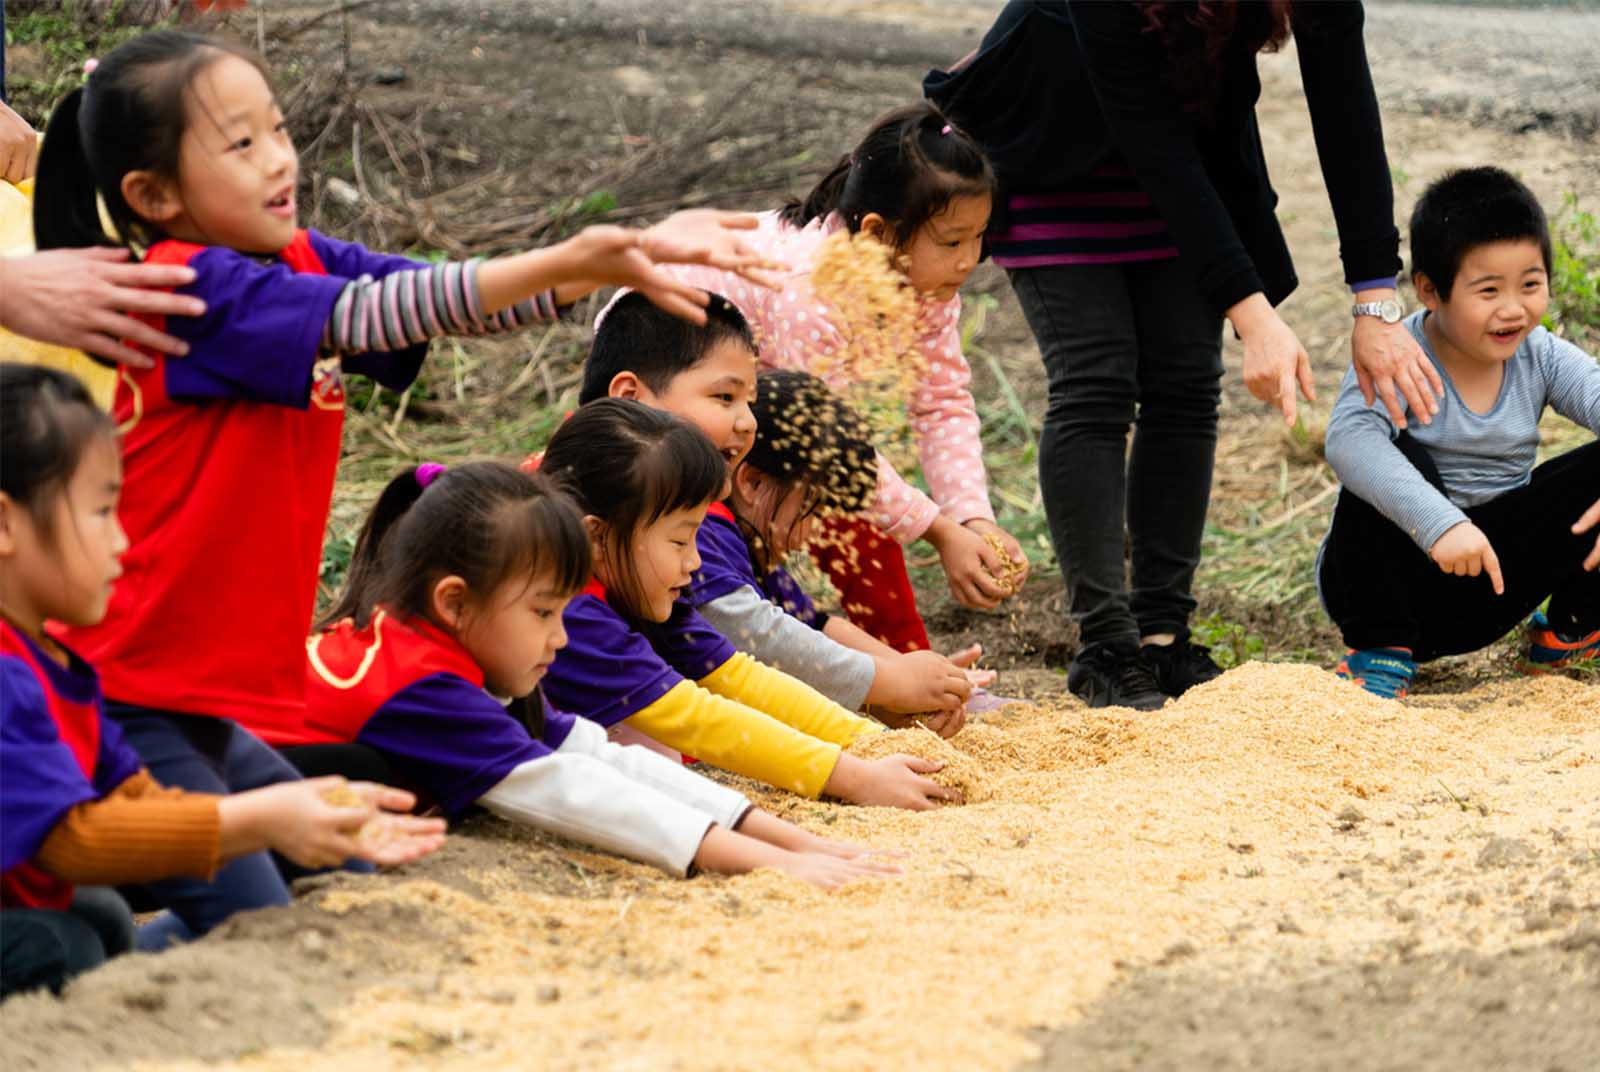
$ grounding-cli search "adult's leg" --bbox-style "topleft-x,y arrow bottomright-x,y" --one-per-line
110,709 -> 294,950
1124,258 -> 1225,641
1,909 -> 107,998
809,517 -> 931,653
1008,264 -> 1141,649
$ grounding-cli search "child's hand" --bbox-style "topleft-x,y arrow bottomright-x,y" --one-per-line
924,517 -> 1010,609
826,753 -> 960,811
770,850 -> 900,890
917,706 -> 967,739
1430,521 -> 1504,594
342,782 -> 447,867
1576,496 -> 1600,572
946,643 -> 999,690
879,649 -> 972,713
641,209 -> 786,289
562,225 -> 713,323
245,777 -> 376,870
797,834 -> 903,865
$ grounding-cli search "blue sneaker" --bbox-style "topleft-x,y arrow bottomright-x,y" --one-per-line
1335,647 -> 1416,699
1523,611 -> 1600,672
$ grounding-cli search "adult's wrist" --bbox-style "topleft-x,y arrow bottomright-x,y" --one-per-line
1224,291 -> 1275,335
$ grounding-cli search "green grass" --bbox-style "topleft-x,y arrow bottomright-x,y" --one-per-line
3,3 -> 170,124
1546,193 -> 1600,353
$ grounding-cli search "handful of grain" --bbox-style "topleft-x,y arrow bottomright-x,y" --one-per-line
847,727 -> 994,805
981,531 -> 1027,596
321,783 -> 388,845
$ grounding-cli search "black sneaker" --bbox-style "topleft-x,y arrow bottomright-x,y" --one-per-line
1067,643 -> 1167,711
1141,638 -> 1223,698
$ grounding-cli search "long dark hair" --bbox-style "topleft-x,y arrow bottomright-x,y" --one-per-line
780,101 -> 995,248
1137,1 -> 1293,116
0,365 -> 116,546
34,30 -> 268,252
540,399 -> 727,622
735,369 -> 876,570
318,461 -> 590,635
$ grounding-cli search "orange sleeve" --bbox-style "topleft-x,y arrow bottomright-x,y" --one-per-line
34,770 -> 223,886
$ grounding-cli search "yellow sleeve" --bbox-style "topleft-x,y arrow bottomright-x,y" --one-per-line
623,680 -> 842,799
699,651 -> 882,748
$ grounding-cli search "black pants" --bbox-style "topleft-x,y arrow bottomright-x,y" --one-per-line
1,888 -> 134,999
1320,437 -> 1600,661
1009,259 -> 1224,648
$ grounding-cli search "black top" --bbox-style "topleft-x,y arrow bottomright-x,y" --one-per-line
925,0 -> 1402,314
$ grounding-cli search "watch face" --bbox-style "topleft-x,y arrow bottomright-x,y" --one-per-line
1380,299 -> 1403,323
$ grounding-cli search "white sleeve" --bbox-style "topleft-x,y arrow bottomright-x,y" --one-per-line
477,749 -> 722,877
555,716 -> 752,832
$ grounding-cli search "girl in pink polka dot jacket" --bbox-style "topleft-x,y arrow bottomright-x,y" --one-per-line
600,102 -> 1027,654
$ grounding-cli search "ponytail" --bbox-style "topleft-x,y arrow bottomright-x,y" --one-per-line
778,101 -> 995,246
317,467 -> 429,630
32,88 -> 111,251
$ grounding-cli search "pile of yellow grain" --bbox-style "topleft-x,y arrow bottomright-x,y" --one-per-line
848,725 -> 995,803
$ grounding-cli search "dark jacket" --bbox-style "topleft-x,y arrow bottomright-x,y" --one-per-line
924,0 -> 1402,314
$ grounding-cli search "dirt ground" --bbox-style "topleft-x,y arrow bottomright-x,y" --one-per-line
2,1 -> 1598,1069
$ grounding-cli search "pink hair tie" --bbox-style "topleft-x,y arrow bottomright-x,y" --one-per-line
415,462 -> 448,488
939,124 -> 951,135
83,58 -> 100,76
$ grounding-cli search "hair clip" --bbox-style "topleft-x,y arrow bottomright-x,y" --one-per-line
939,124 -> 952,136
83,58 -> 100,76
415,462 -> 448,488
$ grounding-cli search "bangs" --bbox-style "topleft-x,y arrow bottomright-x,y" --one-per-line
636,425 -> 728,524
491,491 -> 593,599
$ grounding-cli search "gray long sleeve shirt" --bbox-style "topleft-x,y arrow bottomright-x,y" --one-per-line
1323,311 -> 1600,554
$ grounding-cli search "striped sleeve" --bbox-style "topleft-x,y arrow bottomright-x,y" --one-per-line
320,259 -> 566,355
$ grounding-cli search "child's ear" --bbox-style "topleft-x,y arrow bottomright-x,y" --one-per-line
0,493 -> 19,557
859,213 -> 891,246
608,371 -> 643,401
429,575 -> 470,631
1413,271 -> 1443,312
730,463 -> 764,506
121,170 -> 184,227
581,515 -> 608,569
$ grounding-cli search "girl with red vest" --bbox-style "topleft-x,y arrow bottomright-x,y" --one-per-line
31,30 -> 772,948
290,460 -> 896,885
0,366 -> 443,998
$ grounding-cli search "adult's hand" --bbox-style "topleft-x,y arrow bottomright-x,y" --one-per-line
0,248 -> 206,366
0,101 -> 38,184
1228,292 -> 1315,426
1350,287 -> 1443,429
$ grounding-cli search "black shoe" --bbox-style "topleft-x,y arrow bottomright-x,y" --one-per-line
1067,643 -> 1167,711
1141,638 -> 1223,698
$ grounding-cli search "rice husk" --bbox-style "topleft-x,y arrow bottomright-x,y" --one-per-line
981,530 -> 1027,596
846,725 -> 996,803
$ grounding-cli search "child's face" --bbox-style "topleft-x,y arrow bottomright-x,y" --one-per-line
1420,238 -> 1549,366
457,573 -> 573,698
887,192 -> 991,302
628,505 -> 708,623
0,436 -> 127,632
165,55 -> 299,253
629,340 -> 758,472
733,469 -> 818,562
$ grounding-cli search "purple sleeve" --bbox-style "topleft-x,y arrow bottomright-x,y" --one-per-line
163,246 -> 348,406
1,660 -> 102,871
541,595 -> 685,728
760,567 -> 825,631
305,231 -> 430,392
354,673 -> 550,819
92,709 -> 145,794
538,693 -> 578,750
688,514 -> 760,606
640,602 -> 739,682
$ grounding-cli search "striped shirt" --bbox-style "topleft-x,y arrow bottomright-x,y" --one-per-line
321,260 -> 561,355
986,157 -> 1179,269
1324,311 -> 1600,554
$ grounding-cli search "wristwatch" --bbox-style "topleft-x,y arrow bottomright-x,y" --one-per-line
1352,298 -> 1404,324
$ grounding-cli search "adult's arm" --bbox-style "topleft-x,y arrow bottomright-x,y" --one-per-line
0,248 -> 206,365
0,99 -> 37,183
1293,1 -> 1441,427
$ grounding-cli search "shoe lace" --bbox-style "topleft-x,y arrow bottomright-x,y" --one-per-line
1116,654 -> 1163,696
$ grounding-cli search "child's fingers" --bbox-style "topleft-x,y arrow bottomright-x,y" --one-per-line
946,643 -> 983,668
346,781 -> 419,813
712,212 -> 761,231
1482,543 -> 1505,595
964,667 -> 998,688
898,755 -> 945,775
638,285 -> 710,325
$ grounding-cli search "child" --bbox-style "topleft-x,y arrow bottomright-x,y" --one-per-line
693,366 -> 993,736
0,365 -> 444,998
583,291 -> 997,719
597,103 -> 1028,653
1320,167 -> 1600,698
538,399 -> 959,809
288,460 -> 897,887
33,30 -> 767,947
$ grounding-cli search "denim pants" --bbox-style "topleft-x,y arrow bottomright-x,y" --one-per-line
1,887 -> 135,998
107,706 -> 314,950
1008,259 -> 1224,649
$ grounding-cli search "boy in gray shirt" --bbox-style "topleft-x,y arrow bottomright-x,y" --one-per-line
1320,167 -> 1600,698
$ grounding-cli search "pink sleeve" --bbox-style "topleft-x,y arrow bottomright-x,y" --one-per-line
907,302 -> 995,525
870,451 -> 942,545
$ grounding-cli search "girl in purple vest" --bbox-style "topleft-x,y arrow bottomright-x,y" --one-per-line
0,365 -> 444,999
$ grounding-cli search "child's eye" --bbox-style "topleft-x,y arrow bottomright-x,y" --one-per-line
229,136 -> 253,152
